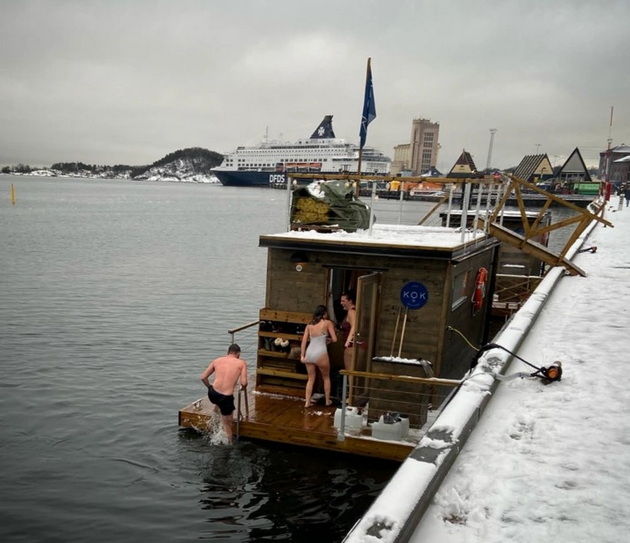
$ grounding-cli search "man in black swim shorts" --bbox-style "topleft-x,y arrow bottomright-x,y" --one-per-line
200,344 -> 248,443
207,385 -> 235,416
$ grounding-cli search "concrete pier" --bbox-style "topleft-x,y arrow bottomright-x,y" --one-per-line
344,198 -> 624,542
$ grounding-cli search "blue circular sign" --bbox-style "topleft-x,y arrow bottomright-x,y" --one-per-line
400,281 -> 429,310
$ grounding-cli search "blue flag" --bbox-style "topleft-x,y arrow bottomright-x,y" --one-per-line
359,58 -> 376,149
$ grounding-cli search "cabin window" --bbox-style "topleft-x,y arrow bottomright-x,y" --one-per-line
451,269 -> 472,310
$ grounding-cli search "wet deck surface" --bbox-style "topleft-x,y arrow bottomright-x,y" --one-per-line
179,391 -> 416,462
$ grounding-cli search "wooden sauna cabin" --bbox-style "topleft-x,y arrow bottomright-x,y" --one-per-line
256,222 -> 500,414
179,180 -> 501,459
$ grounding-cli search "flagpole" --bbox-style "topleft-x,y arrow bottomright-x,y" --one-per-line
357,57 -> 375,197
356,160 -> 363,197
357,57 -> 370,178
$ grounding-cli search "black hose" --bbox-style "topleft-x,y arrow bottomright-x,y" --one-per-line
470,342 -> 542,372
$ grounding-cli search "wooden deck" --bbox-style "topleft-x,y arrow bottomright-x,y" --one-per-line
179,390 -> 416,462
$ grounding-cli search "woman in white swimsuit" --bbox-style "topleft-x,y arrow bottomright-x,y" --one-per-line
300,305 -> 338,408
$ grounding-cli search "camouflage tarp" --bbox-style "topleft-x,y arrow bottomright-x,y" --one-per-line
291,179 -> 371,232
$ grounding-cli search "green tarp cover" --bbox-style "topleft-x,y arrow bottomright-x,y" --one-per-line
292,179 -> 371,232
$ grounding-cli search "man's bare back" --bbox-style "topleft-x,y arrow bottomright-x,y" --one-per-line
200,344 -> 248,396
202,355 -> 247,395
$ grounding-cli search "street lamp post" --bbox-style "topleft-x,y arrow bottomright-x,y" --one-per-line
486,129 -> 497,170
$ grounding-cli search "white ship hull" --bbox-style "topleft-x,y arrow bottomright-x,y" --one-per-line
212,115 -> 391,187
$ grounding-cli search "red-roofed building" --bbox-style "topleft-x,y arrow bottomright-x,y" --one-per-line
599,143 -> 630,185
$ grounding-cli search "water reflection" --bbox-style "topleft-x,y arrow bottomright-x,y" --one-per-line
190,434 -> 398,541
0,176 -> 591,542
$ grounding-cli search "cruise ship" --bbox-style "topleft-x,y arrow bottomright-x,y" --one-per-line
211,115 -> 391,187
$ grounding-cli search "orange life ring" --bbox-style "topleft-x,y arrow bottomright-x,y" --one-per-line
471,267 -> 488,313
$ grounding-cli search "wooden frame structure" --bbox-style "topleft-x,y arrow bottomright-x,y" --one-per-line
483,175 -> 611,276
290,172 -> 611,277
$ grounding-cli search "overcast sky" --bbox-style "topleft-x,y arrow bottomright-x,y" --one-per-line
1,0 -> 628,171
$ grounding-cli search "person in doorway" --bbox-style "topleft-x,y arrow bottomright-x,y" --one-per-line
200,343 -> 248,444
340,290 -> 357,371
300,305 -> 337,408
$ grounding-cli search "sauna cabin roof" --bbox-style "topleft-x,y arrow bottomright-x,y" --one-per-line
260,224 -> 497,259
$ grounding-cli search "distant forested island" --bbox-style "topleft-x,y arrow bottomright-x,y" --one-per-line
1,147 -> 224,183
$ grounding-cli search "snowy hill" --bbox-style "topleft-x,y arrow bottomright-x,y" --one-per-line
131,147 -> 222,183
4,147 -> 223,183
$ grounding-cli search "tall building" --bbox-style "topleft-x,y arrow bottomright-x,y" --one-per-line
391,118 -> 440,176
599,143 -> 630,184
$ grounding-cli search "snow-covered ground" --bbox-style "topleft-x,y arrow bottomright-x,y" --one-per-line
344,195 -> 630,543
408,196 -> 630,542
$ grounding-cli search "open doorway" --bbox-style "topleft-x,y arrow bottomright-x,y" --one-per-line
325,267 -> 382,404
326,267 -> 364,326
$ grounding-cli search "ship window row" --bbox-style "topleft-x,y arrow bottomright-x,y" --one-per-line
243,145 -> 335,151
233,143 -> 345,151
231,151 -> 332,156
226,158 -> 329,163
226,153 -> 334,160
225,159 -> 332,167
233,145 -> 339,153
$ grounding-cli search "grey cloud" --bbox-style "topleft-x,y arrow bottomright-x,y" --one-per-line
1,0 -> 628,170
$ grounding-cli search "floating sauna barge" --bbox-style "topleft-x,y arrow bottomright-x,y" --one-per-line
179,392 -> 418,461
180,180 -> 501,461
180,173 -> 609,460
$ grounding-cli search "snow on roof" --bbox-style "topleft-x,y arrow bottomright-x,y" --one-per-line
264,223 -> 488,249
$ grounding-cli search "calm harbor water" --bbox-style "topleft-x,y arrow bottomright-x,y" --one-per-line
0,175 -> 580,542
0,175 -> 402,543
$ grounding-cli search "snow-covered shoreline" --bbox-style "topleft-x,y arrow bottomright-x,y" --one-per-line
345,197 -> 628,543
6,170 -> 219,183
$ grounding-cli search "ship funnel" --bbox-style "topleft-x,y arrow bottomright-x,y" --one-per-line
310,115 -> 336,139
